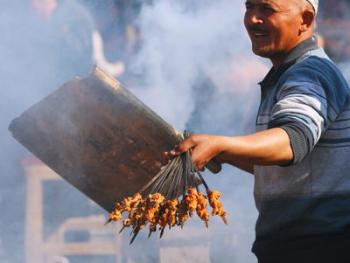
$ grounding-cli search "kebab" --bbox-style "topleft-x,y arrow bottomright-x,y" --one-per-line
107,131 -> 228,243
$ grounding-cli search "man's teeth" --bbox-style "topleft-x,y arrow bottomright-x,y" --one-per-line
254,32 -> 266,36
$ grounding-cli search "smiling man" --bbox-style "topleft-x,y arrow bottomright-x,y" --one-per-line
168,0 -> 350,262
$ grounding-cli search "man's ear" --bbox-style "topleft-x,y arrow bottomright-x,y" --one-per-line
300,10 -> 315,32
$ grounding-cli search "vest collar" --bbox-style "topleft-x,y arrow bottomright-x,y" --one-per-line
259,36 -> 319,89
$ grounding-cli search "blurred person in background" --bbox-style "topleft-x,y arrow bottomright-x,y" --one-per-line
169,0 -> 350,262
0,0 -> 94,262
22,0 -> 94,97
318,0 -> 350,84
81,0 -> 143,82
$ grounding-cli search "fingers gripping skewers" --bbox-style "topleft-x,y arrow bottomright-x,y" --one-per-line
106,131 -> 228,243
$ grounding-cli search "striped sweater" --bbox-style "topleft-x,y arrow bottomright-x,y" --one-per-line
253,37 -> 350,254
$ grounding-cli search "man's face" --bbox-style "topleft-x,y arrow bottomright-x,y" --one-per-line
244,0 -> 304,61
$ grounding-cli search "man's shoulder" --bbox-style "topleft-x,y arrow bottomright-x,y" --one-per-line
281,51 -> 349,90
273,52 -> 350,112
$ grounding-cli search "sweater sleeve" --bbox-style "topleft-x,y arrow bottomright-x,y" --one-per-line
268,81 -> 329,165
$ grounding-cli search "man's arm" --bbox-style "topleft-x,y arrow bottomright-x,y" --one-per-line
220,158 -> 255,175
168,128 -> 293,174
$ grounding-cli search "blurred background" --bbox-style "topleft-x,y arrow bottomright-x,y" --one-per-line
0,0 -> 349,262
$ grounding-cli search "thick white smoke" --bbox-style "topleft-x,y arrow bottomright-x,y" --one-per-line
130,0 -> 268,130
125,1 -> 269,262
0,0 -> 270,262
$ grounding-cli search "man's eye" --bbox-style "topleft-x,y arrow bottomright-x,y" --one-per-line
261,6 -> 275,13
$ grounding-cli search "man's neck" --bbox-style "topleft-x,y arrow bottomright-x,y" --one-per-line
259,35 -> 319,89
270,34 -> 315,69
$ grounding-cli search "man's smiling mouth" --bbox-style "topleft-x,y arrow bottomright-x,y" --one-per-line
250,30 -> 269,41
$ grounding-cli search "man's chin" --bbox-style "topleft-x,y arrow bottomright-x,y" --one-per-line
252,47 -> 273,58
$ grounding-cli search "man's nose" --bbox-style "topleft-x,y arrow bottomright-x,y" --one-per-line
245,12 -> 264,26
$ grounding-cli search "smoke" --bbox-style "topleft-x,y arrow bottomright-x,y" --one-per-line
3,0 -> 350,262
0,0 -> 269,262
0,1 -> 97,263
129,0 -> 267,130
123,1 -> 269,262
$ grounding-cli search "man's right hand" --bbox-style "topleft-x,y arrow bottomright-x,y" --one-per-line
165,134 -> 226,171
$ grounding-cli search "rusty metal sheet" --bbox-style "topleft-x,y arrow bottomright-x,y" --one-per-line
9,67 -> 182,212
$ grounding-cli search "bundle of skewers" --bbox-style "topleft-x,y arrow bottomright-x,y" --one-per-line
106,132 -> 227,244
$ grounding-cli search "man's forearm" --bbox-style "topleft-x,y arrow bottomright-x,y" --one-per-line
171,128 -> 293,172
218,128 -> 293,167
223,158 -> 254,174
